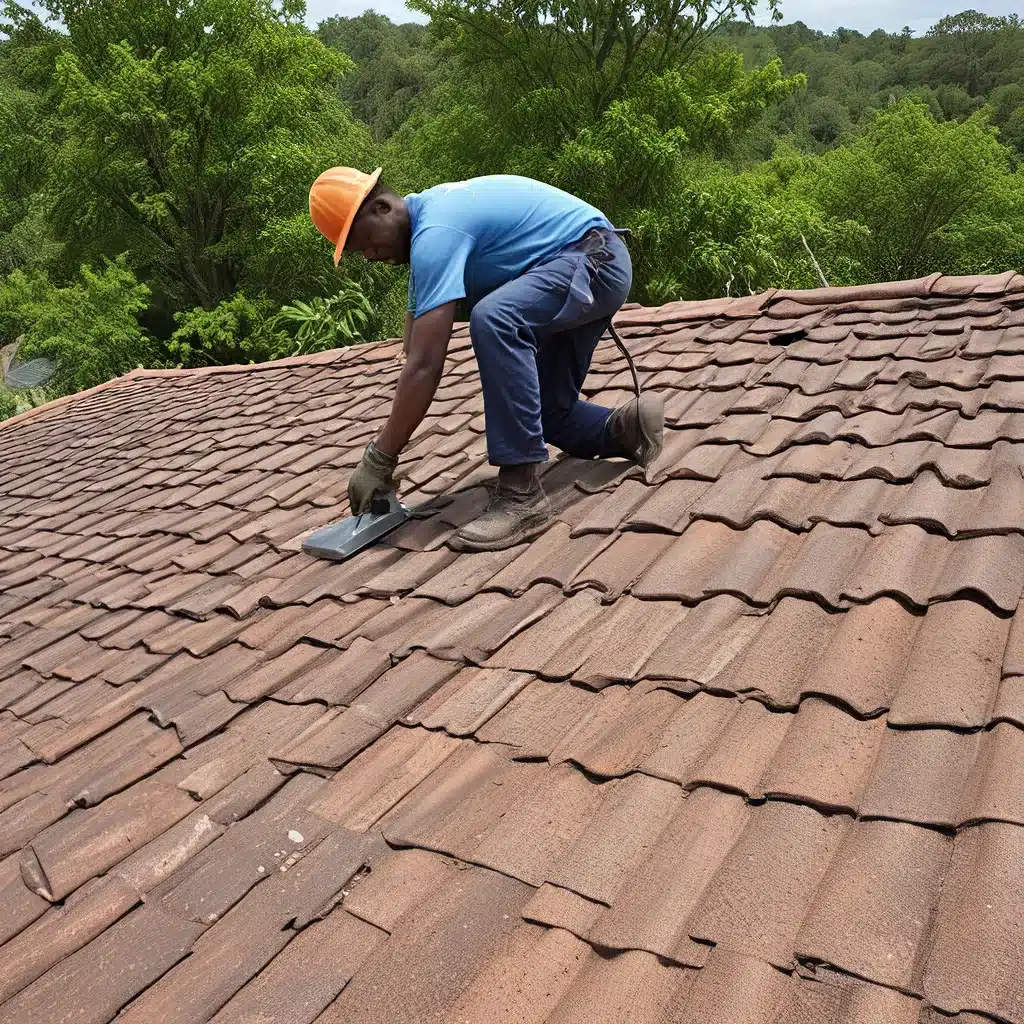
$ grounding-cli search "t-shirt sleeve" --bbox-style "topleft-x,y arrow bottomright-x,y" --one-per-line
409,225 -> 475,318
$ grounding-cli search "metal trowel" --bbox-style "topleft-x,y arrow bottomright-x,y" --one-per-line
302,491 -> 410,561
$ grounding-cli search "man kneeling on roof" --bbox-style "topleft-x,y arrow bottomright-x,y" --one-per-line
308,166 -> 665,552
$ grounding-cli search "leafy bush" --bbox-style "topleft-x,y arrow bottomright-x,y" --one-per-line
3,256 -> 153,396
271,282 -> 374,356
25,259 -> 153,393
166,292 -> 287,368
0,385 -> 17,420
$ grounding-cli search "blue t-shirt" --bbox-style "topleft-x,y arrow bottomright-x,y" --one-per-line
405,175 -> 612,318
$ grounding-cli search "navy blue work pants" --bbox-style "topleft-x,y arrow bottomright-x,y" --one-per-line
468,228 -> 633,466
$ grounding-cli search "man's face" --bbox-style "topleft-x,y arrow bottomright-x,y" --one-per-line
345,197 -> 411,264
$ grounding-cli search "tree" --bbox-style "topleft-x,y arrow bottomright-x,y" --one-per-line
317,12 -> 440,139
806,98 -> 1019,280
921,11 -> 1021,96
410,0 -> 784,128
6,0 -> 373,311
0,5 -> 60,275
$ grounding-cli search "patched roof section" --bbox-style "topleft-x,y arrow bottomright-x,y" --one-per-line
2,270 -> 1024,1023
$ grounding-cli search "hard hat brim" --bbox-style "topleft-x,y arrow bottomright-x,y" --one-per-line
332,166 -> 383,265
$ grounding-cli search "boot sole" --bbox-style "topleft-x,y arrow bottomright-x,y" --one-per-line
450,509 -> 553,552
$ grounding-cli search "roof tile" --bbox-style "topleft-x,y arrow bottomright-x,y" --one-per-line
796,819 -> 950,990
317,863 -> 531,1024
687,800 -> 850,967
484,521 -> 609,595
888,599 -> 1009,727
759,698 -> 886,813
0,904 -> 204,1024
209,907 -> 386,1024
22,778 -> 197,901
587,787 -> 748,965
547,773 -> 687,904
405,665 -> 532,735
923,821 -> 1024,1021
116,828 -> 375,1024
8,275 -> 1024,1023
0,874 -> 140,1003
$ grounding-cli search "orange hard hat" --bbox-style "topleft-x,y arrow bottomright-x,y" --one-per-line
308,165 -> 383,265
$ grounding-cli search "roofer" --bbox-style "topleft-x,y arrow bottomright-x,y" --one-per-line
308,166 -> 665,551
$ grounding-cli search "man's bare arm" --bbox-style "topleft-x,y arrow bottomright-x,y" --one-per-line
401,311 -> 414,356
377,301 -> 456,457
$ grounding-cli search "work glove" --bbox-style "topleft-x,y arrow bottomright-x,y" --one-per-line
348,440 -> 399,516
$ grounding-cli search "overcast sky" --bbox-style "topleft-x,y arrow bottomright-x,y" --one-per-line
310,0 -> 1021,37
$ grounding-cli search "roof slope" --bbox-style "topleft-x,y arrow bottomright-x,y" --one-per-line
2,271 -> 1024,1023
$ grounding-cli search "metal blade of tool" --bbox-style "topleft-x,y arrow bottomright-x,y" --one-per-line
302,491 -> 410,561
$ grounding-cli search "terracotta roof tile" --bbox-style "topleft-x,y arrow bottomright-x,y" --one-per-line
156,774 -> 333,925
23,778 -> 197,901
209,907 -> 386,1024
411,544 -> 526,603
759,698 -> 886,812
117,829 -> 375,1024
568,530 -> 675,601
405,665 -> 532,735
0,905 -> 204,1024
922,822 -> 1024,1021
796,819 -> 950,989
547,773 -> 687,903
545,947 -> 694,1024
484,521 -> 609,594
587,786 -> 748,964
271,654 -> 460,771
476,679 -> 599,758
888,599 -> 1010,727
317,863 -> 531,1024
687,800 -> 851,967
6,275 -> 1024,1023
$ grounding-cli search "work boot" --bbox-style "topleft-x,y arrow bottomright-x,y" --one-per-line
604,392 -> 665,469
453,466 -> 551,551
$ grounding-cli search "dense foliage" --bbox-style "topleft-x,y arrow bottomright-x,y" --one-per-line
1,0 -> 1022,417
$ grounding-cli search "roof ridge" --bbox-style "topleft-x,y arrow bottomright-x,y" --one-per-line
3,270 -> 1021,433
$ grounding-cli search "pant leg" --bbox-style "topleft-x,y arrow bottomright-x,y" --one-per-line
536,232 -> 633,459
469,229 -> 632,466
535,317 -> 613,459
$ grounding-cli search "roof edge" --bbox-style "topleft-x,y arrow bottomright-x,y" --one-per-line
0,367 -> 149,433
3,271 -> 1021,433
0,337 -> 410,433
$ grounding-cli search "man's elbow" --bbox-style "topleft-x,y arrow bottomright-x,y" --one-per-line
406,355 -> 445,387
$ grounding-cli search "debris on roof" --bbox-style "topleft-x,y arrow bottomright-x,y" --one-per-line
1,271 -> 1024,1023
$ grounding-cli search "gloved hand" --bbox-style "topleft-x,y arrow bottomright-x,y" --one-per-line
348,440 -> 399,515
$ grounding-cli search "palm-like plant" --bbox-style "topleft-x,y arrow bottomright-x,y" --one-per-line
272,281 -> 374,357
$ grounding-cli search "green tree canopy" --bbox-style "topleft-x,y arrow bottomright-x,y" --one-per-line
5,0 -> 373,311
805,99 -> 1021,280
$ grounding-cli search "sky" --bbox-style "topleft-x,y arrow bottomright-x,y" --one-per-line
310,0 -> 1022,37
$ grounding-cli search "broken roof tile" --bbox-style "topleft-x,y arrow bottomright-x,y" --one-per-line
116,828 -> 375,1024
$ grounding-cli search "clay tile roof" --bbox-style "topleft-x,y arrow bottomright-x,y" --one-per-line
2,271 -> 1024,1022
